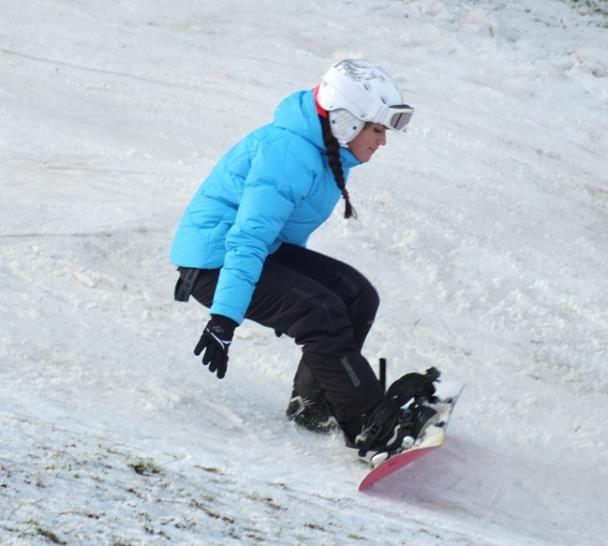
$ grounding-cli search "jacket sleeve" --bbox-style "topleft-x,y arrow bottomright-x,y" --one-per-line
210,138 -> 313,324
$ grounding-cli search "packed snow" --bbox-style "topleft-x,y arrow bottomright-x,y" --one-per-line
1,1 -> 607,544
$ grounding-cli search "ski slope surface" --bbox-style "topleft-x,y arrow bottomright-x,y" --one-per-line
1,1 -> 607,545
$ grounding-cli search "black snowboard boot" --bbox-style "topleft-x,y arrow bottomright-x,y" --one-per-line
354,367 -> 440,465
286,395 -> 339,433
286,361 -> 339,433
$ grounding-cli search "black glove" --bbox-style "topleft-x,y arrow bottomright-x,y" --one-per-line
194,315 -> 237,379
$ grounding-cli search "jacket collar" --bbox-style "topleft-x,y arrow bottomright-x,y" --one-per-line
273,89 -> 362,169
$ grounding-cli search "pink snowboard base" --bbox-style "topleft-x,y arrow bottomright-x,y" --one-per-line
358,444 -> 440,491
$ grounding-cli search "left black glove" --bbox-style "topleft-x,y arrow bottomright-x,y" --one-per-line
194,314 -> 238,379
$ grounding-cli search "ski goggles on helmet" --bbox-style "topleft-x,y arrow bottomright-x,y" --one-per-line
374,104 -> 414,132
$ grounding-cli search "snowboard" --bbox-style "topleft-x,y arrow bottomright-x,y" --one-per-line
358,382 -> 464,492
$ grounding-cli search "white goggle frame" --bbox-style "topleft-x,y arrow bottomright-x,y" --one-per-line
374,104 -> 414,132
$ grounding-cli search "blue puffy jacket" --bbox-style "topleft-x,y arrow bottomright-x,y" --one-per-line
170,89 -> 361,324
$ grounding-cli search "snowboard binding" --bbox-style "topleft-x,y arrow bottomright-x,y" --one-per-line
354,367 -> 441,463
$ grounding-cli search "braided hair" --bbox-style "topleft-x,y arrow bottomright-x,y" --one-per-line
319,114 -> 358,220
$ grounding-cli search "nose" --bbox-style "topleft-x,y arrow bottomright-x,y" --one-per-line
378,131 -> 387,146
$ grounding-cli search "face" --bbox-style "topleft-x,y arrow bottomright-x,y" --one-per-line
348,123 -> 387,163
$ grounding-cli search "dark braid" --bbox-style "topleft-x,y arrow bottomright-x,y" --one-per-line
319,114 -> 358,219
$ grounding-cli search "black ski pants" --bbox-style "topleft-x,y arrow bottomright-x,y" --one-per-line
187,243 -> 385,438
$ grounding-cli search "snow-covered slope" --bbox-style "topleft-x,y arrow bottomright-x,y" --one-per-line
1,1 -> 607,544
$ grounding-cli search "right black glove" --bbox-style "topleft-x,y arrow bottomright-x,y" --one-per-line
194,315 -> 238,379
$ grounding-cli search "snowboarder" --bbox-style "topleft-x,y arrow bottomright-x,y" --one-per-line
171,59 -> 439,461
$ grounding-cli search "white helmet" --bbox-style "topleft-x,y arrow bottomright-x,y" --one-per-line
317,59 -> 413,146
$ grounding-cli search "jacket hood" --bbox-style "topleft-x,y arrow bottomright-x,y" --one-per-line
273,90 -> 361,170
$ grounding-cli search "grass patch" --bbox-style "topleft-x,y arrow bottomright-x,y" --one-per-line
128,457 -> 161,476
562,0 -> 608,25
26,519 -> 66,545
